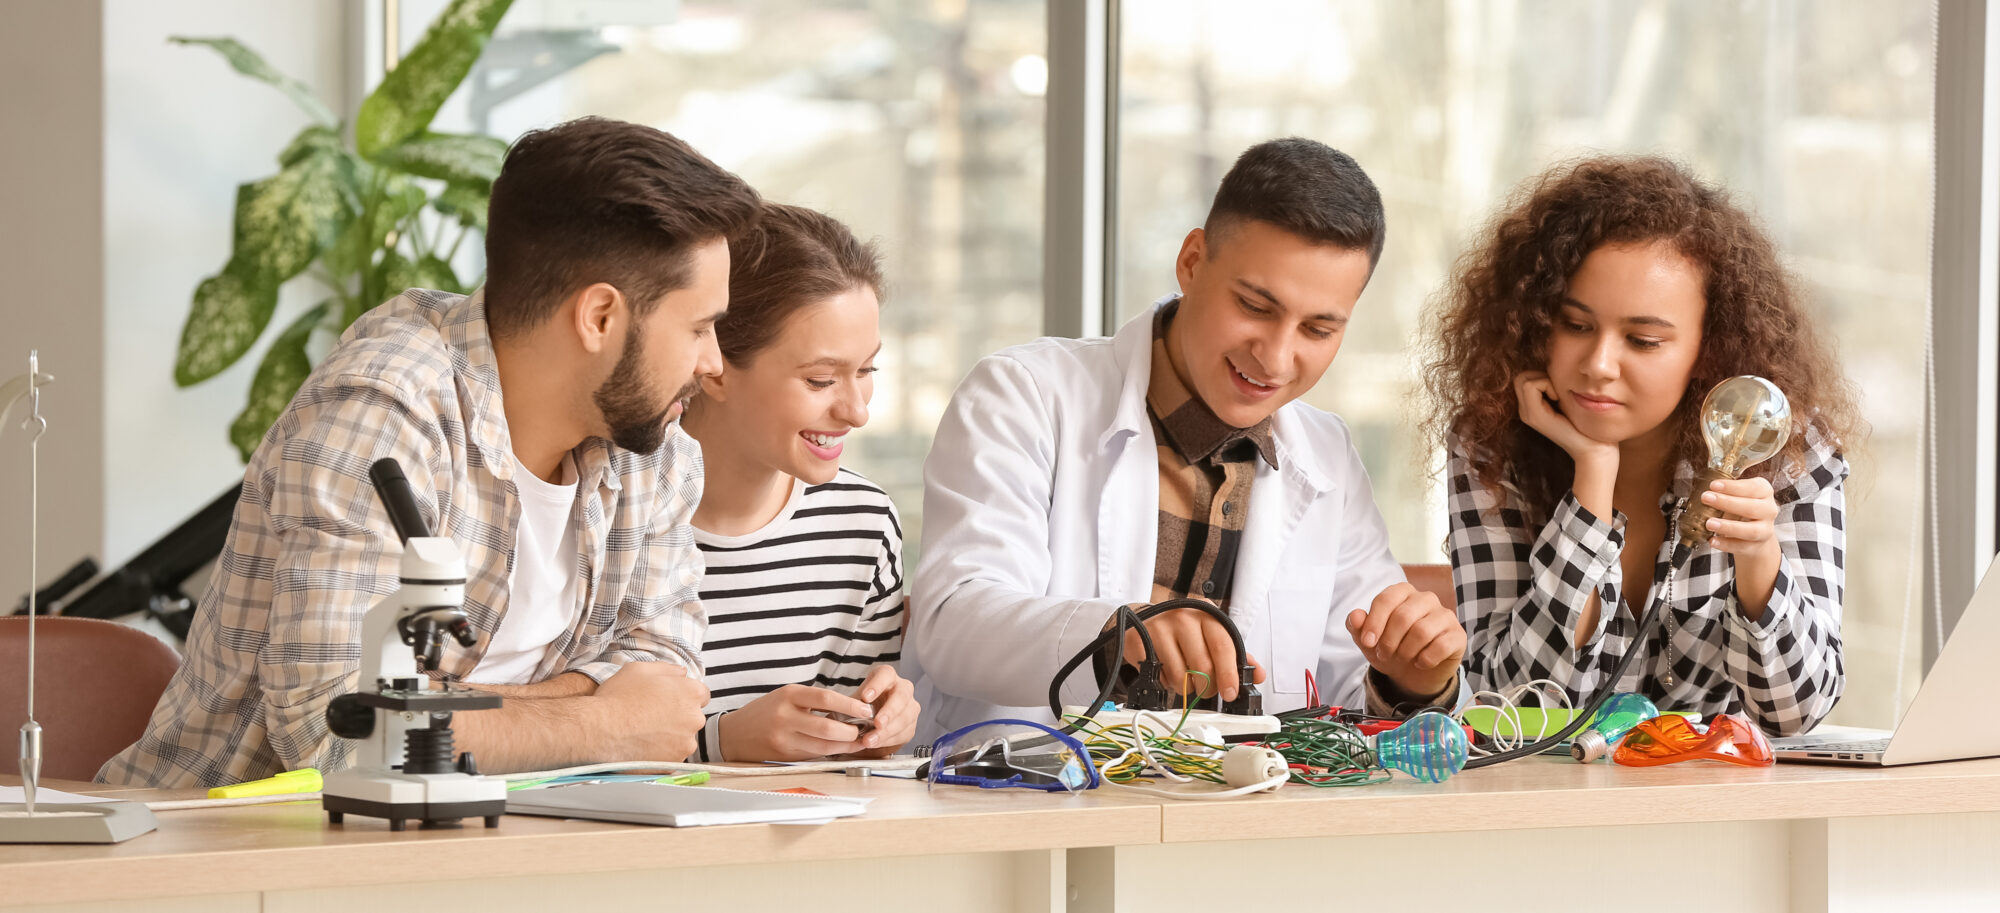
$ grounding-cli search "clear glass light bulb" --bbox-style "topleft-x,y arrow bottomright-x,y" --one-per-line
1678,376 -> 1791,549
1699,376 -> 1792,476
1369,712 -> 1469,783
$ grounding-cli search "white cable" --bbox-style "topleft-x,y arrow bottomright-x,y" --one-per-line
498,757 -> 925,782
1458,678 -> 1574,756
1104,773 -> 1290,801
1128,709 -> 1195,783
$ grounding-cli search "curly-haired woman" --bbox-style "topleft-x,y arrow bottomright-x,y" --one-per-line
1423,156 -> 1862,735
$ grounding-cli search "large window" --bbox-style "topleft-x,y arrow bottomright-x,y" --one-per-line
399,0 -> 1049,562
383,1 -> 1941,729
1116,1 -> 1934,728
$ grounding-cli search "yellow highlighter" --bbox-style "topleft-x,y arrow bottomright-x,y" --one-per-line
208,768 -> 323,799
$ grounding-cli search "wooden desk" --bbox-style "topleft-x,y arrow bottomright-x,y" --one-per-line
9,759 -> 2000,913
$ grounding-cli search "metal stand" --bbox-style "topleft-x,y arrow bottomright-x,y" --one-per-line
2,351 -> 157,844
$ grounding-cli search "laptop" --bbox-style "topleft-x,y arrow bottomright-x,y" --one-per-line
1771,552 -> 2000,767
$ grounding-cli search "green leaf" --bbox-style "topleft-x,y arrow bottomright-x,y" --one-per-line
360,250 -> 417,326
414,255 -> 465,295
176,142 -> 358,385
230,145 -> 361,286
325,173 -> 426,278
279,124 -> 343,168
432,180 -> 490,232
170,36 -> 338,127
354,0 -> 515,159
372,131 -> 507,185
175,260 -> 277,387
229,301 -> 331,460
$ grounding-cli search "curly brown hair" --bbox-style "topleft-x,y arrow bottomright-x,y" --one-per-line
1421,155 -> 1862,525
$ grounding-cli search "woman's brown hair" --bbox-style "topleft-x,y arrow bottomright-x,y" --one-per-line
1421,155 -> 1862,525
717,203 -> 883,366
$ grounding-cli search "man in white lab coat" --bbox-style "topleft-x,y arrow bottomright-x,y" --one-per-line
909,138 -> 1465,738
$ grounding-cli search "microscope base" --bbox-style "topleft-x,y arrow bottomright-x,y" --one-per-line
322,770 -> 507,831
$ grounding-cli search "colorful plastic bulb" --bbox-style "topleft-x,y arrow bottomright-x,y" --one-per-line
1370,712 -> 1469,783
1570,692 -> 1661,763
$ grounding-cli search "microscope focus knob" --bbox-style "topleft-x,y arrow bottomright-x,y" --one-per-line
326,693 -> 375,740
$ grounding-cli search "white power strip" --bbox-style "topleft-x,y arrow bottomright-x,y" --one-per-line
1063,706 -> 1282,740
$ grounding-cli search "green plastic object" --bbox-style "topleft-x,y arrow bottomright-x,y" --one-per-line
1462,706 -> 1580,740
1461,706 -> 1700,740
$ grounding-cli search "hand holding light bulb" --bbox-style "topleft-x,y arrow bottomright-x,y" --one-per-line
1675,376 -> 1791,557
1676,376 -> 1791,617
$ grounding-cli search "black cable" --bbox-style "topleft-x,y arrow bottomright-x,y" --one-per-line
1127,598 -> 1248,665
1461,542 -> 1693,769
1046,605 -> 1154,732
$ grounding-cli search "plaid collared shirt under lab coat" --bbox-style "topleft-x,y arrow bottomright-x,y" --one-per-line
100,288 -> 707,788
1448,425 -> 1848,736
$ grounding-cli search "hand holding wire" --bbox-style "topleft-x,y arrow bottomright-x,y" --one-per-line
1117,602 -> 1266,701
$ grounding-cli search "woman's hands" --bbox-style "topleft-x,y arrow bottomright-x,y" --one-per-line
1700,476 -> 1784,618
715,664 -> 921,762
1698,477 -> 1780,558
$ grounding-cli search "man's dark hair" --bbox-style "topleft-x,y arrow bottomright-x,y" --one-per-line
1203,137 -> 1386,268
484,117 -> 762,339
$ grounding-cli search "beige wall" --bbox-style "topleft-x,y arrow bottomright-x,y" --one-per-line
0,1 -> 105,598
0,1 -> 351,611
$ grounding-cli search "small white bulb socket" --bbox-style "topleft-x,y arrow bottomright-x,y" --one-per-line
1222,745 -> 1288,791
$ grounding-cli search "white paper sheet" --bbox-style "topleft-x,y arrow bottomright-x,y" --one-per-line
0,786 -> 114,804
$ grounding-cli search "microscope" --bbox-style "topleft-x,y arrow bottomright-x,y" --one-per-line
320,458 -> 508,831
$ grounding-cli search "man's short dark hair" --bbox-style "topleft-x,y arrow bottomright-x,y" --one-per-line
1203,137 -> 1386,268
484,117 -> 762,339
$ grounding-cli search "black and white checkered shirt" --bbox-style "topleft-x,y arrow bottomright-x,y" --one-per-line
1447,426 -> 1847,736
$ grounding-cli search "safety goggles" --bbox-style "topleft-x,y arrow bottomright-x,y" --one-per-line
926,719 -> 1100,793
1611,713 -> 1774,767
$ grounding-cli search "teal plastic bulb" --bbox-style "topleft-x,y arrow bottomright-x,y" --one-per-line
1371,712 -> 1469,783
1570,692 -> 1661,763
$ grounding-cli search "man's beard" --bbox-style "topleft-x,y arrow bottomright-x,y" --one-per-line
591,329 -> 696,454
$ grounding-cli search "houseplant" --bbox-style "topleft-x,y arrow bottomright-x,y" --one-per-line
172,0 -> 515,460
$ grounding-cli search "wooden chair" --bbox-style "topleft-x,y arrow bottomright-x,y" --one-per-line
0,616 -> 180,780
1401,563 -> 1457,612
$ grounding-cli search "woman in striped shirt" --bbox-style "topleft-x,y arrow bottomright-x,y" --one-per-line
1422,156 -> 1861,735
679,204 -> 915,761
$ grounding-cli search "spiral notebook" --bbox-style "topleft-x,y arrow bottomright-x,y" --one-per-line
506,782 -> 870,827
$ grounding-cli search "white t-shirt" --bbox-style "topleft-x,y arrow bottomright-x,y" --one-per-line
472,452 -> 584,685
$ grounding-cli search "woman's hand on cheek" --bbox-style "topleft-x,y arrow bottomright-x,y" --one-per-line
1513,371 -> 1618,466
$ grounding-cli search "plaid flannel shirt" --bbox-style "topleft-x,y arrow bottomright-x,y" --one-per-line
100,288 -> 707,788
1448,425 -> 1848,736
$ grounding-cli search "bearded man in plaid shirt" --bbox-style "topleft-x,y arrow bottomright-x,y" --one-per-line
103,118 -> 762,787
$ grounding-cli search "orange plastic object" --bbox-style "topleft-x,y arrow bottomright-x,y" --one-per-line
1611,713 -> 1774,768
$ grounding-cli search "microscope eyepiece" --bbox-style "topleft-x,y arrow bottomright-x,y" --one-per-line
369,458 -> 434,543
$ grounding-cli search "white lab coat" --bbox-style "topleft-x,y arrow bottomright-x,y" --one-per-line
908,300 -> 1413,739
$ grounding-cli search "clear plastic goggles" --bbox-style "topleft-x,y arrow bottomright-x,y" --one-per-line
926,719 -> 1100,793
